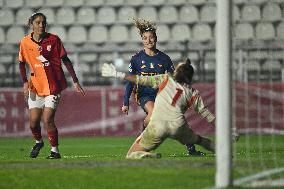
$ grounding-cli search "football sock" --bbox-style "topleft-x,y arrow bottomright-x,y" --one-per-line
30,126 -> 42,141
35,139 -> 43,144
51,146 -> 59,153
47,128 -> 59,147
199,137 -> 215,153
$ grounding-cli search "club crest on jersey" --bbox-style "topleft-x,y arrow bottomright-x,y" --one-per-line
37,46 -> 42,52
150,63 -> 154,69
47,45 -> 51,51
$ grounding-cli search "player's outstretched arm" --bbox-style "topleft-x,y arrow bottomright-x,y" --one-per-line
101,63 -> 165,88
102,63 -> 137,82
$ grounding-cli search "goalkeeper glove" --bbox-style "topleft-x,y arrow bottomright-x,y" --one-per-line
232,132 -> 240,143
101,63 -> 125,80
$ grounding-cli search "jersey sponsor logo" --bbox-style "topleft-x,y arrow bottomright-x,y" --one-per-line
35,55 -> 50,68
141,72 -> 159,76
47,45 -> 51,51
34,62 -> 50,68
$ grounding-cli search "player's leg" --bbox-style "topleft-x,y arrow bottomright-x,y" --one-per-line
143,100 -> 154,130
28,91 -> 44,158
172,121 -> 206,156
142,98 -> 199,155
126,136 -> 161,159
126,120 -> 165,159
29,108 -> 44,158
43,94 -> 61,159
126,135 -> 146,154
195,135 -> 215,153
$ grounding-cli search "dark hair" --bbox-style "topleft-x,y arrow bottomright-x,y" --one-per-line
174,58 -> 194,85
27,12 -> 47,26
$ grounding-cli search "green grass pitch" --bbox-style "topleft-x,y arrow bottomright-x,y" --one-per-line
0,135 -> 283,189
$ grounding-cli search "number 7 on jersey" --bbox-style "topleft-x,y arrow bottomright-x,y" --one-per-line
171,88 -> 183,107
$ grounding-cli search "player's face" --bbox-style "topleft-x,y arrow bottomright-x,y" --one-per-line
142,31 -> 157,50
30,16 -> 46,36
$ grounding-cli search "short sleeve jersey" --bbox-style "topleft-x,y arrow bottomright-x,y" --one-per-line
123,50 -> 174,106
19,33 -> 67,96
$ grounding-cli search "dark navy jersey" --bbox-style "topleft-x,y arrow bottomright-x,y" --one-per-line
123,50 -> 174,106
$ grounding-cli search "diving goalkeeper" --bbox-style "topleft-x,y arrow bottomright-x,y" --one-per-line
102,59 -> 216,159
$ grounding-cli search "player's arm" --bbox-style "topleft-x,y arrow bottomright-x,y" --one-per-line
188,90 -> 215,124
189,90 -> 240,142
122,59 -> 137,114
165,55 -> 175,74
132,74 -> 166,89
18,41 -> 29,99
123,60 -> 136,107
61,55 -> 85,96
19,61 -> 29,99
102,63 -> 166,89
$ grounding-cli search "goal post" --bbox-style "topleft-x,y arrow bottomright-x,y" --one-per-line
215,0 -> 233,187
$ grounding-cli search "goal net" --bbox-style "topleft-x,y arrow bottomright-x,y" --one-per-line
232,42 -> 284,188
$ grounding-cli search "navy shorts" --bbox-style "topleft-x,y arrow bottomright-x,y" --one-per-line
139,95 -> 156,112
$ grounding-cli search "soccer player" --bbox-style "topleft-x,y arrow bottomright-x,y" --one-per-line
122,18 -> 174,129
122,18 -> 202,156
18,13 -> 85,159
101,59 -> 215,159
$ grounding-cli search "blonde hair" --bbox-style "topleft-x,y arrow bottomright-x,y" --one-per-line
132,17 -> 157,37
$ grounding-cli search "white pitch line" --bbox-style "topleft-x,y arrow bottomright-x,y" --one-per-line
234,167 -> 284,186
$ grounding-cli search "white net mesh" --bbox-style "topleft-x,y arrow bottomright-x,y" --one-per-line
232,44 -> 284,187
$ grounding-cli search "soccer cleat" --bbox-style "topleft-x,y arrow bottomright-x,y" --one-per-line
46,151 -> 61,159
30,142 -> 44,158
187,144 -> 206,156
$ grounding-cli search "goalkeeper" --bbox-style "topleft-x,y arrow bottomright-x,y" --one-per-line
102,59 -> 215,159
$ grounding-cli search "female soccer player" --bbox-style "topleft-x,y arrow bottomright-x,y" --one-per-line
122,18 -> 202,156
102,60 -> 216,159
18,13 -> 85,159
122,18 -> 174,129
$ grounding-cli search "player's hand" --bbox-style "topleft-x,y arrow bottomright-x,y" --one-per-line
23,82 -> 29,101
101,63 -> 125,79
74,82 -> 85,96
122,105 -> 129,115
